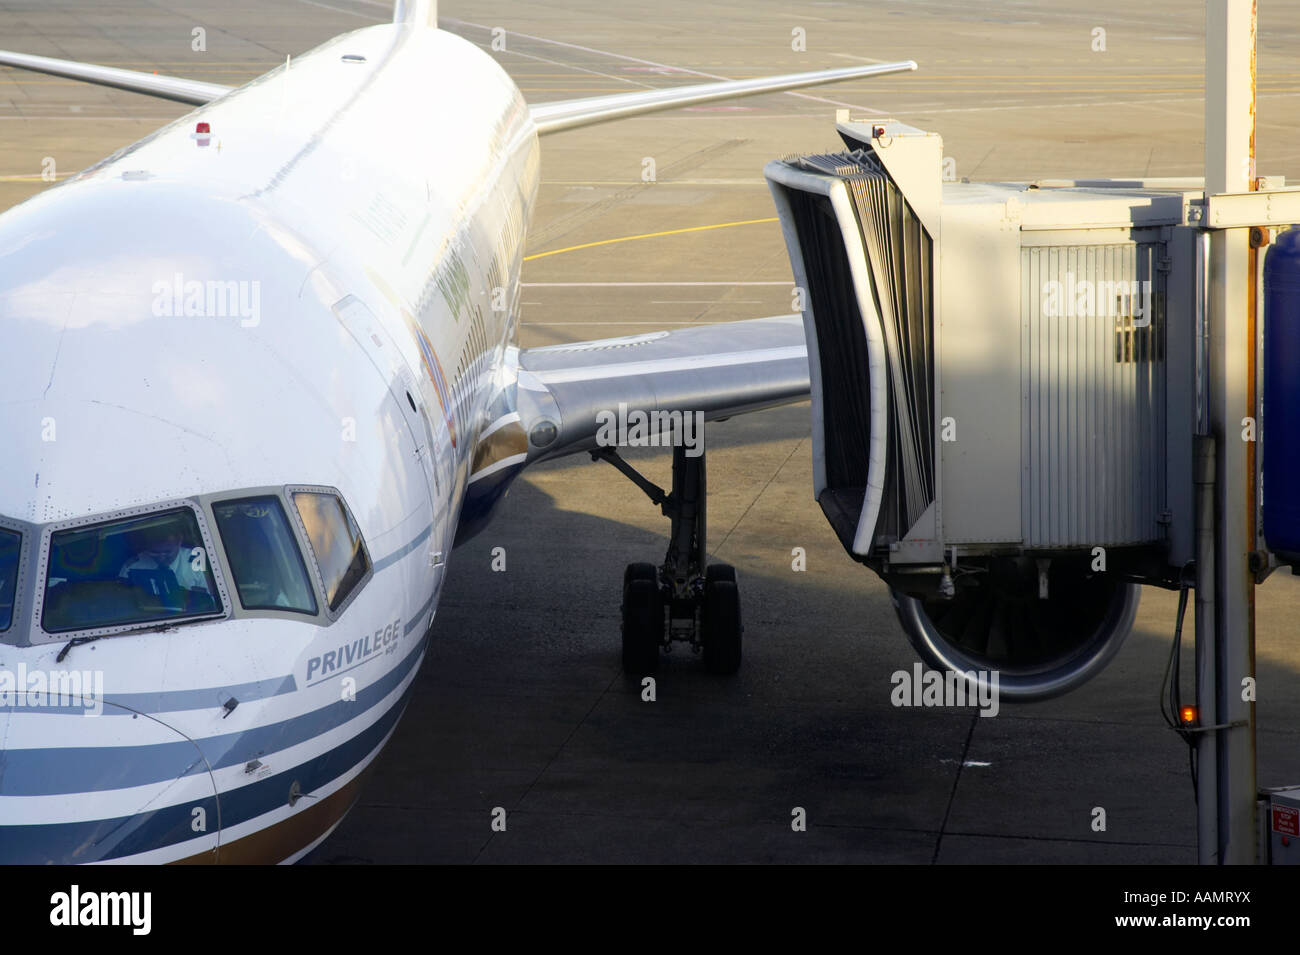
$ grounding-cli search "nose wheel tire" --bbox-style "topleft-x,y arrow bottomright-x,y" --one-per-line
624,562 -> 657,587
621,574 -> 662,674
702,563 -> 741,675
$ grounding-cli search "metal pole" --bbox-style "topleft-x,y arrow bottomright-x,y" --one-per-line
1194,230 -> 1219,862
1202,0 -> 1258,864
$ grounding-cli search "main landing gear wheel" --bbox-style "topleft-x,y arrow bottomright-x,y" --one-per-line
597,440 -> 743,676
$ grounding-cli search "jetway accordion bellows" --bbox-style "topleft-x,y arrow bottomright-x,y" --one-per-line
772,150 -> 936,553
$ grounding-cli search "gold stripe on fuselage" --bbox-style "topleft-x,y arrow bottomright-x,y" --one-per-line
171,764 -> 374,865
470,420 -> 528,477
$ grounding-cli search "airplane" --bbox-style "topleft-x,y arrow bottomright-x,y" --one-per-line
0,1 -> 915,862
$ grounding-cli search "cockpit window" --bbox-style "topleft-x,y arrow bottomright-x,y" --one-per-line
212,496 -> 317,615
292,491 -> 369,612
42,508 -> 221,633
0,528 -> 20,632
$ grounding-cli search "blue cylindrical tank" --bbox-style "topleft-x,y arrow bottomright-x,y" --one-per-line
1264,227 -> 1300,559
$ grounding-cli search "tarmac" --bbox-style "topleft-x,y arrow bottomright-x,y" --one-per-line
3,0 -> 1300,863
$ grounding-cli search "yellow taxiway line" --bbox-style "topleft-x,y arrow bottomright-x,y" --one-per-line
524,216 -> 779,261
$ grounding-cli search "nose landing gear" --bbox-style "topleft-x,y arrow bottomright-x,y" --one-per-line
597,442 -> 742,675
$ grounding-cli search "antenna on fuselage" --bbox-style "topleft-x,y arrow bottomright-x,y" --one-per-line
393,0 -> 437,27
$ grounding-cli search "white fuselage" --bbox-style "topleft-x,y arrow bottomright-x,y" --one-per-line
0,23 -> 538,862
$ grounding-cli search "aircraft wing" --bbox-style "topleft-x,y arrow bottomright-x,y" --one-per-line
529,61 -> 916,135
0,51 -> 916,133
0,50 -> 231,105
508,315 -> 809,470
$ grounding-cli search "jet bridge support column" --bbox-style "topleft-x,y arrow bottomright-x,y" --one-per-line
1200,0 -> 1258,865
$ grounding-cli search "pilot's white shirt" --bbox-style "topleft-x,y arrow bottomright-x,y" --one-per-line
119,547 -> 208,592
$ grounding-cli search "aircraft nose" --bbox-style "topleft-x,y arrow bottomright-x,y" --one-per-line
0,177 -> 332,524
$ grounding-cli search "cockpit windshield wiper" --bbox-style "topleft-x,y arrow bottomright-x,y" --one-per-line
56,635 -> 102,662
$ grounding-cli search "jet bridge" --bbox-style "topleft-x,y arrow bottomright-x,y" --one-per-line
767,120 -> 1211,700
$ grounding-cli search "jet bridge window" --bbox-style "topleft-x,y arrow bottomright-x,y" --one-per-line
292,491 -> 370,612
0,527 -> 20,632
212,496 -> 318,615
42,508 -> 221,633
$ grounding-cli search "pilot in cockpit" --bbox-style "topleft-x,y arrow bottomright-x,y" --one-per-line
118,527 -> 209,595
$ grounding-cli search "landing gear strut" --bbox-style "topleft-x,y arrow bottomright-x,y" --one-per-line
595,443 -> 742,675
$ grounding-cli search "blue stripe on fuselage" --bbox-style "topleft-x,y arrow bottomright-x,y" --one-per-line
0,635 -> 426,863
0,674 -> 299,718
372,523 -> 432,572
0,624 -> 428,796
